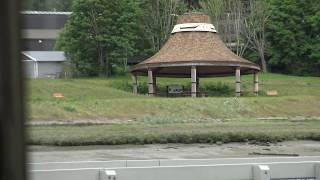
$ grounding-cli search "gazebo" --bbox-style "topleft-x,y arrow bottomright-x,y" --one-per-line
131,13 -> 260,97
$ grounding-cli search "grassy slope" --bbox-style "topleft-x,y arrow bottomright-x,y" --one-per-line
27,73 -> 320,121
27,73 -> 320,145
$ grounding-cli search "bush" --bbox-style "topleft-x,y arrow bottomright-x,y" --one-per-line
109,79 -> 234,97
201,82 -> 233,96
109,80 -> 133,92
112,66 -> 130,76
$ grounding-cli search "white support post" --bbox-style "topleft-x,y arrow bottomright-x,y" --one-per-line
253,165 -> 270,180
148,69 -> 154,96
191,66 -> 197,98
254,72 -> 259,96
36,62 -> 39,78
132,75 -> 138,94
235,67 -> 241,97
33,61 -> 37,78
33,61 -> 39,78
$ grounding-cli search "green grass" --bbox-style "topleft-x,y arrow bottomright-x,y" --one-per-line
26,73 -> 320,121
28,118 -> 320,145
26,73 -> 320,145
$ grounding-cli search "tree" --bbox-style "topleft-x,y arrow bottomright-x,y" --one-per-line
56,0 -> 140,76
266,0 -> 320,76
200,0 -> 249,57
242,0 -> 270,72
200,0 -> 272,72
141,0 -> 187,52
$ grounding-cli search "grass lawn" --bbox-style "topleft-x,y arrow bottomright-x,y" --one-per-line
26,73 -> 320,145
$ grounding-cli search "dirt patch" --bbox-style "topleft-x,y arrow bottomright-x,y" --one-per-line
28,140 -> 320,162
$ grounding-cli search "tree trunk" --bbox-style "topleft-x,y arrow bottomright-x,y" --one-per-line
105,59 -> 112,77
98,47 -> 104,76
259,50 -> 267,72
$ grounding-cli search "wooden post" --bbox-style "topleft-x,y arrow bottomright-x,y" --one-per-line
191,66 -> 197,97
132,75 -> 138,94
253,72 -> 259,95
148,69 -> 154,96
235,67 -> 241,97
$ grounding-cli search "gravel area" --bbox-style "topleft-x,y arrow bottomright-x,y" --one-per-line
28,140 -> 320,163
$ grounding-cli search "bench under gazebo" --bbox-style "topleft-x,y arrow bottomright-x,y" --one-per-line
131,13 -> 260,97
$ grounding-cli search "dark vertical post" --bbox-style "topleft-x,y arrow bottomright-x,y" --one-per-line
0,0 -> 26,180
235,67 -> 241,97
191,66 -> 197,97
253,72 -> 259,96
196,76 -> 200,96
147,68 -> 154,96
153,75 -> 157,96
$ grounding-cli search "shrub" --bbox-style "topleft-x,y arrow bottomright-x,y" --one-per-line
201,82 -> 233,96
109,80 -> 133,92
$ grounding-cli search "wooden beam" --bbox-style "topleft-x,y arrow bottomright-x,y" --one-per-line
253,72 -> 259,96
235,67 -> 241,97
191,66 -> 197,97
147,69 -> 154,96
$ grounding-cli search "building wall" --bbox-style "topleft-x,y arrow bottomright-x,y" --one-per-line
22,13 -> 69,29
23,39 -> 56,51
23,61 -> 36,78
38,62 -> 64,78
21,13 -> 69,51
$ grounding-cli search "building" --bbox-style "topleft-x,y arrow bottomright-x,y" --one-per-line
22,51 -> 66,78
21,11 -> 70,78
21,11 -> 71,51
21,11 -> 142,78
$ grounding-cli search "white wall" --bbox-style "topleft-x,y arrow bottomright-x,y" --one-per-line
23,61 -> 64,78
23,60 -> 36,78
38,61 -> 64,78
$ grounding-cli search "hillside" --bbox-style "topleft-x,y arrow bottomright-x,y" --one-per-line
27,73 -> 320,121
26,73 -> 320,145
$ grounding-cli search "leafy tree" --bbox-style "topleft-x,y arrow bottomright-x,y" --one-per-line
266,0 -> 320,76
56,0 -> 140,76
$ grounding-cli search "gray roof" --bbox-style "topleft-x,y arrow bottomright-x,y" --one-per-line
21,11 -> 71,29
21,11 -> 72,15
22,51 -> 66,62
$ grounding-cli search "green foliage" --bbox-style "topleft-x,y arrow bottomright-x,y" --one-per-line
28,119 -> 320,145
27,73 -> 320,121
266,0 -> 320,76
110,80 -> 233,96
201,82 -> 233,96
56,0 -> 141,76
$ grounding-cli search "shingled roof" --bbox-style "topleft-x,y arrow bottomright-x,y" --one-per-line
131,13 -> 260,77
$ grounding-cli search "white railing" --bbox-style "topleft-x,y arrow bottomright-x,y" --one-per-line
29,156 -> 320,180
